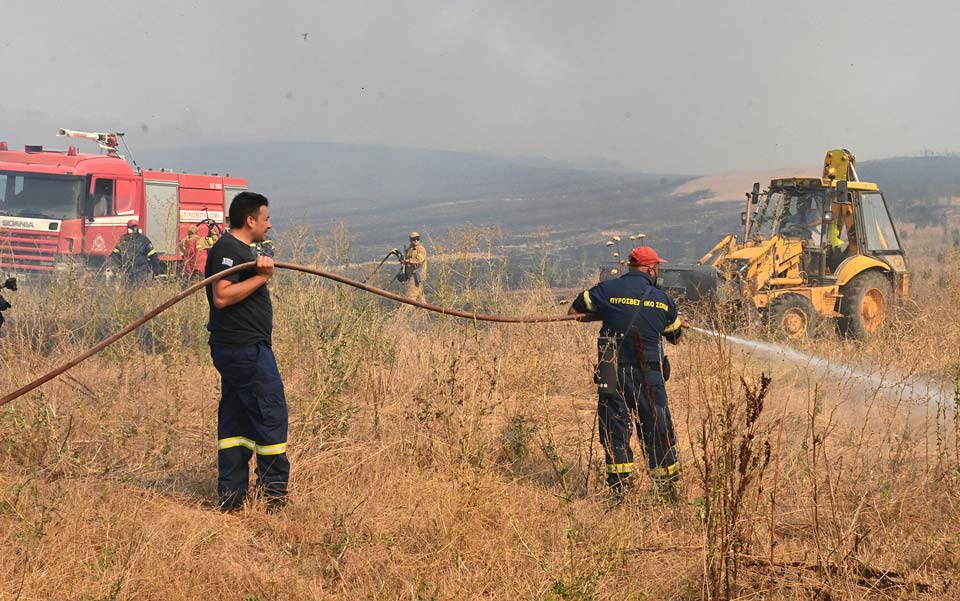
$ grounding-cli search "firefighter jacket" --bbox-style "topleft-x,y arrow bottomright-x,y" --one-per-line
403,242 -> 427,285
250,238 -> 276,258
111,232 -> 161,280
179,234 -> 205,276
179,233 -> 203,252
571,271 -> 682,364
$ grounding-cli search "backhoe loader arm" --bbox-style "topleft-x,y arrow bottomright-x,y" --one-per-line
698,234 -> 737,267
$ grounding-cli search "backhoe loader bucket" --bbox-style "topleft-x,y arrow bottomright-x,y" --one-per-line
660,264 -> 719,302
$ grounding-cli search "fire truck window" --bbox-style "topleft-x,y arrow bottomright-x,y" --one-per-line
90,179 -> 114,218
115,179 -> 137,214
0,173 -> 83,219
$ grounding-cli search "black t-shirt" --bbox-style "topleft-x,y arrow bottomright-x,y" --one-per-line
205,232 -> 273,347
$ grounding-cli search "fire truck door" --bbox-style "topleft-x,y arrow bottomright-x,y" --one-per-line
145,180 -> 179,255
83,177 -> 123,256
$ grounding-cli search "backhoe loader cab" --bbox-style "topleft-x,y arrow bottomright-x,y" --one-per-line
665,149 -> 909,340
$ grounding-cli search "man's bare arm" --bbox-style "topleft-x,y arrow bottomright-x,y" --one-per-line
212,256 -> 274,309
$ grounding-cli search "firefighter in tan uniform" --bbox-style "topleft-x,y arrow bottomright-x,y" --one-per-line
400,232 -> 428,302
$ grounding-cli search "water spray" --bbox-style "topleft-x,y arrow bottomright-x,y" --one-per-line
687,326 -> 953,408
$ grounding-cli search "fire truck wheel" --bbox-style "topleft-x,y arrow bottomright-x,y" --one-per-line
768,294 -> 817,340
838,270 -> 890,340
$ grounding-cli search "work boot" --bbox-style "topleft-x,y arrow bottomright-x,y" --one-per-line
653,478 -> 683,504
218,490 -> 246,513
606,473 -> 634,503
266,495 -> 289,513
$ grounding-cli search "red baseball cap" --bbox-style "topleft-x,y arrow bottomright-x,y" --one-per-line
627,246 -> 667,266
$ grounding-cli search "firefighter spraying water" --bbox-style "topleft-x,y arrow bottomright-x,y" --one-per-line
398,232 -> 428,301
363,232 -> 429,300
570,245 -> 685,499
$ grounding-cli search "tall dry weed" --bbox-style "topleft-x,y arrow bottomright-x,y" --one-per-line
0,229 -> 957,599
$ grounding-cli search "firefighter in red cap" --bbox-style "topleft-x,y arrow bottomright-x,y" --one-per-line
569,245 -> 684,499
110,219 -> 162,283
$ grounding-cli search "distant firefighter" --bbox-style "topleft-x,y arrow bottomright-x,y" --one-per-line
250,237 -> 276,258
111,219 -> 162,283
179,225 -> 206,279
399,231 -> 427,302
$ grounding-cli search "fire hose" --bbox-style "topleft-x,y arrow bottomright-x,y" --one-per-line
361,248 -> 402,283
0,261 -> 585,407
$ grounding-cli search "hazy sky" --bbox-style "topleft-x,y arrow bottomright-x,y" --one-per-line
1,0 -> 957,174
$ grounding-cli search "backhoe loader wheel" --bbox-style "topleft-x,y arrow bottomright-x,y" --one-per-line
838,271 -> 890,340
768,294 -> 816,340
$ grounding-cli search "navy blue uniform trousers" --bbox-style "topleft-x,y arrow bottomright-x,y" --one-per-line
599,365 -> 679,486
211,343 -> 289,509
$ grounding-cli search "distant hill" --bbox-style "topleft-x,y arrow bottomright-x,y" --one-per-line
137,144 -> 960,276
138,142 -> 723,270
861,155 -> 960,200
671,166 -> 822,203
671,155 -> 960,203
857,156 -> 960,227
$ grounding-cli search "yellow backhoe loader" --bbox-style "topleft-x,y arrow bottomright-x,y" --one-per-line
662,149 -> 909,340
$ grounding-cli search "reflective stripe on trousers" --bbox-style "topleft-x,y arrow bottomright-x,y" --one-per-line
211,342 -> 289,509
598,364 -> 679,486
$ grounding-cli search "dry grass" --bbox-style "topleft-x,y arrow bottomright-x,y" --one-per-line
0,231 -> 958,600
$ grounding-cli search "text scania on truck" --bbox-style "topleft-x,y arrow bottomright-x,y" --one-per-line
0,128 -> 246,273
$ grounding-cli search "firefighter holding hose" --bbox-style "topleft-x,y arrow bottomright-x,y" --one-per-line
205,192 -> 289,511
569,246 -> 684,499
399,231 -> 428,301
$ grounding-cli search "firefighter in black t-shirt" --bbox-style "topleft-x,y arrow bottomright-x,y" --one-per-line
204,192 -> 289,511
569,246 -> 684,498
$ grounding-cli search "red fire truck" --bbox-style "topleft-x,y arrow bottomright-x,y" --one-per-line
0,129 -> 246,273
